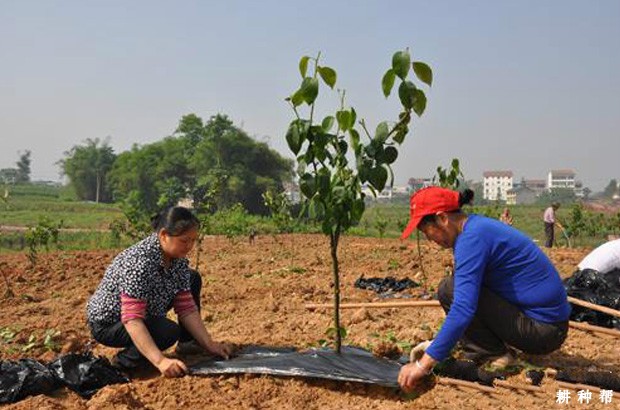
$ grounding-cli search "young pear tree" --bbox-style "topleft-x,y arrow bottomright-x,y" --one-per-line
285,49 -> 432,352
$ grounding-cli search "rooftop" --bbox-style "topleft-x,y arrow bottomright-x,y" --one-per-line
483,171 -> 513,178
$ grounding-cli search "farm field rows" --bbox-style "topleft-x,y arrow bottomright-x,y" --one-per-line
0,234 -> 616,409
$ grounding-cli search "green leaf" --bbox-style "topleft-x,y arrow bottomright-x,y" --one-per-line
365,142 -> 377,158
368,166 -> 388,192
336,110 -> 352,131
299,56 -> 310,78
322,116 -> 335,132
398,81 -> 417,109
392,50 -> 411,80
338,140 -> 348,155
300,77 -> 319,105
350,107 -> 357,128
374,121 -> 389,143
285,122 -> 303,155
358,161 -> 372,183
382,146 -> 398,164
299,173 -> 316,198
393,125 -> 408,144
413,89 -> 427,117
412,61 -> 433,86
351,198 -> 365,222
318,66 -> 337,89
349,129 -> 360,150
291,90 -> 304,107
382,69 -> 396,98
318,173 -> 330,196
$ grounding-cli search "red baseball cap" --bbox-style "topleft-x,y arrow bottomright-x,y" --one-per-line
401,186 -> 460,239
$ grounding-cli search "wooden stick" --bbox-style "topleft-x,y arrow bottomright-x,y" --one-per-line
556,380 -> 620,399
569,321 -> 620,337
307,301 -> 620,339
494,379 -> 544,394
305,300 -> 441,310
436,376 -> 497,394
567,296 -> 620,319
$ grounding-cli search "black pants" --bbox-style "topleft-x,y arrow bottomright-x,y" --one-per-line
89,270 -> 202,369
437,276 -> 568,362
544,222 -> 555,248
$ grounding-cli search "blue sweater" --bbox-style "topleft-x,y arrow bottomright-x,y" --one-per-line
425,215 -> 571,362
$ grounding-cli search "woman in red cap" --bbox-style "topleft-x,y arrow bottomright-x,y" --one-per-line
398,187 -> 570,392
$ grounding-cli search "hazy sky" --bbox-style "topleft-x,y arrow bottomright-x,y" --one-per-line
1,1 -> 619,190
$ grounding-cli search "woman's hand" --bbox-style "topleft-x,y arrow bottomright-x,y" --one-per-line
156,357 -> 188,377
207,341 -> 233,359
398,362 -> 428,392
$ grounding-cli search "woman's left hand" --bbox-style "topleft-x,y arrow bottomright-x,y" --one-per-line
398,362 -> 428,392
207,341 -> 233,359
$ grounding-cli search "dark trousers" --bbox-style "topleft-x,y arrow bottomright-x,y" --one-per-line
89,270 -> 202,369
544,222 -> 555,248
437,276 -> 568,362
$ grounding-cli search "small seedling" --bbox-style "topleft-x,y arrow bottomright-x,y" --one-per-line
25,217 -> 63,267
285,48 -> 432,352
0,327 -> 16,343
387,259 -> 400,270
43,329 -> 61,352
21,334 -> 37,352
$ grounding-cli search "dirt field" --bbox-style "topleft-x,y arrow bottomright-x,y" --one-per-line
1,234 -> 618,409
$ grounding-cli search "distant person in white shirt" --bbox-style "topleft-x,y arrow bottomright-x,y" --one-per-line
578,239 -> 620,275
543,202 -> 562,248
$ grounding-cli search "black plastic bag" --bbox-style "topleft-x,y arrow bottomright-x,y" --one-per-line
557,369 -> 620,391
355,276 -> 419,295
0,359 -> 58,404
48,353 -> 129,399
564,269 -> 620,329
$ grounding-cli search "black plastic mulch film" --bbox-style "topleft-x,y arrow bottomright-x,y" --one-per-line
4,346 -> 620,404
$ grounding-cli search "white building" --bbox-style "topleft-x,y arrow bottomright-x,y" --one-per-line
407,177 -> 434,193
547,169 -> 576,191
283,182 -> 301,203
361,185 -> 409,200
483,171 -> 513,201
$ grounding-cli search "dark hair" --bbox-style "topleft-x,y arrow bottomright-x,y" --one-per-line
418,189 -> 474,228
150,206 -> 200,236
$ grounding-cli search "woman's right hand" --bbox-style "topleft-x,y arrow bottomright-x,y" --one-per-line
156,357 -> 188,377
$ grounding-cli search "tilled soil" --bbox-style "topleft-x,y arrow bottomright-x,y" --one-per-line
1,234 -> 617,409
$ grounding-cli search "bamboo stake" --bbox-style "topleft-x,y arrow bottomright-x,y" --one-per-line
555,380 -> 620,399
307,300 -> 620,338
567,296 -> 620,319
569,321 -> 620,337
494,379 -> 544,394
305,300 -> 441,310
436,377 -> 497,394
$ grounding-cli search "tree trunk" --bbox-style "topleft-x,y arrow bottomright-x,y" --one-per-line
330,230 -> 341,353
95,171 -> 101,204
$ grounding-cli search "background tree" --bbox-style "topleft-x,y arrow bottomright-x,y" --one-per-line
285,49 -> 432,352
538,187 -> 576,205
189,114 -> 293,214
59,138 -> 116,203
107,113 -> 293,221
15,150 -> 31,183
603,179 -> 618,199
